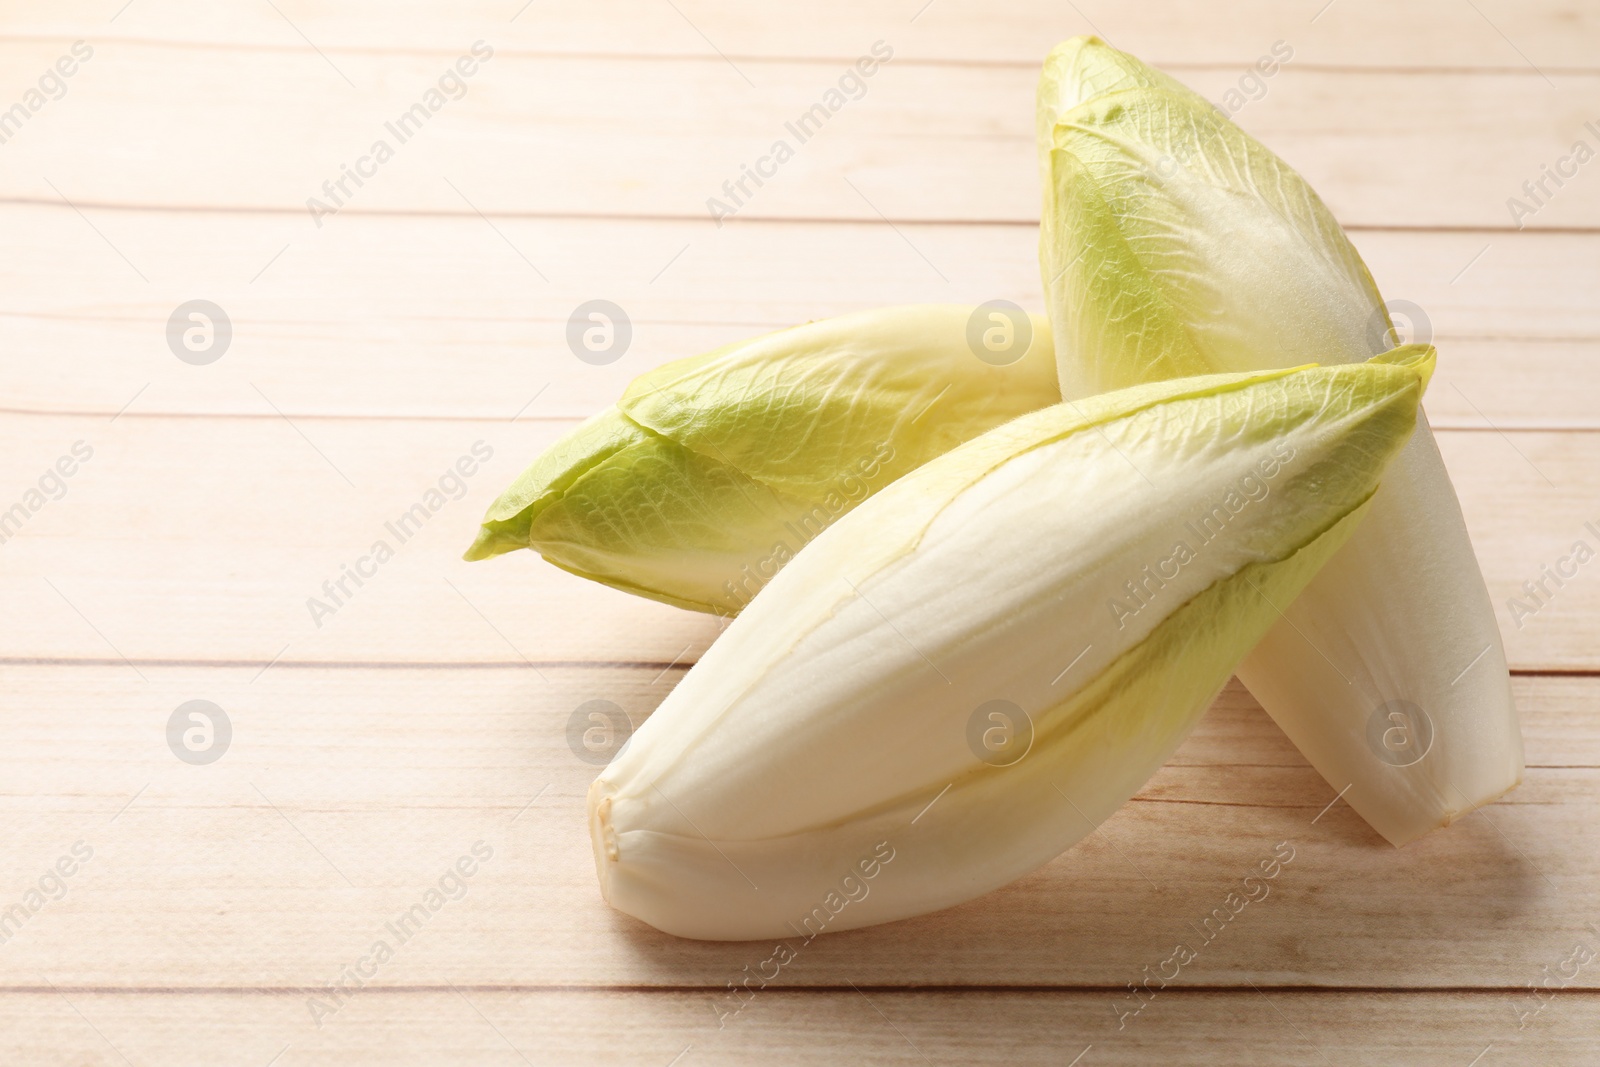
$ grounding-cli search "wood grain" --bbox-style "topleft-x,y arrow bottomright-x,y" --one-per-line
1,39 -> 1595,228
3,989 -> 1594,1066
3,2 -> 1595,1063
0,668 -> 1593,993
0,207 -> 1595,423
0,414 -> 1591,668
11,0 -> 1598,69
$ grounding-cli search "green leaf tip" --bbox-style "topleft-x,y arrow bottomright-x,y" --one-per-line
464,305 -> 1060,614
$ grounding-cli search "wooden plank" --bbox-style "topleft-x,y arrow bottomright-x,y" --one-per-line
0,207 -> 1594,424
0,666 -> 1594,990
0,413 -> 717,667
0,411 -> 1592,668
1,39 -> 1595,228
1428,339 -> 1600,432
0,213 -> 1047,423
10,0 -> 1596,69
1,1 -> 1592,1061
1,988 -> 1594,1066
1449,433 -> 1600,670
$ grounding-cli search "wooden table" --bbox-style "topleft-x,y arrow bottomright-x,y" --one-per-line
2,2 -> 1596,1063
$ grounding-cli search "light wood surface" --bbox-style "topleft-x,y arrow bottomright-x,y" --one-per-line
3,2 -> 1595,1065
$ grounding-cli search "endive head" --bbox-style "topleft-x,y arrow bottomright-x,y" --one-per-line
1039,40 -> 1523,853
589,347 -> 1433,941
1037,36 -> 1392,395
464,305 -> 1058,614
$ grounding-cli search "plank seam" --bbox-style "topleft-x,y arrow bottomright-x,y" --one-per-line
2,197 -> 1598,234
0,657 -> 694,671
4,35 -> 1600,75
2,409 -> 1596,432
0,984 -> 1592,995
2,659 -> 1595,678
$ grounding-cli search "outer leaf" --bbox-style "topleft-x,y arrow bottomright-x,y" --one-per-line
589,350 -> 1431,940
466,305 -> 1059,614
1037,36 -> 1522,845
